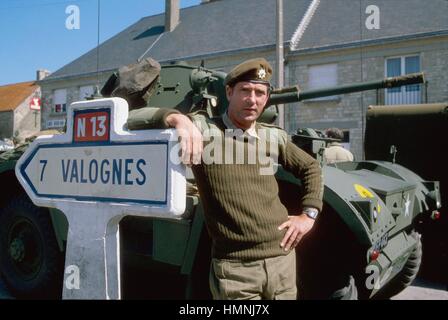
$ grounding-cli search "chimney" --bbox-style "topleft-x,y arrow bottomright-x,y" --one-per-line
36,69 -> 50,81
165,0 -> 179,32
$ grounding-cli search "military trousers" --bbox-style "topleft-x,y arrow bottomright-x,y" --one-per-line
209,251 -> 297,300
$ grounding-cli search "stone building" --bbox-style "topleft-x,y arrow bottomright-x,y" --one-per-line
0,80 -> 41,141
285,0 -> 448,159
39,0 -> 448,159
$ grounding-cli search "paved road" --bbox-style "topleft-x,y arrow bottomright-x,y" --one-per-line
391,278 -> 448,300
1,276 -> 446,300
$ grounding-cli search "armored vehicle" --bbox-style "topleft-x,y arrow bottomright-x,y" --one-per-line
0,62 -> 440,299
365,103 -> 447,285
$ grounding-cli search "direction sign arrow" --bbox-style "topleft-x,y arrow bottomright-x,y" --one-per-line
15,98 -> 186,299
20,141 -> 169,205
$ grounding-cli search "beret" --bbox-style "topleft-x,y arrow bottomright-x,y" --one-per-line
224,58 -> 273,87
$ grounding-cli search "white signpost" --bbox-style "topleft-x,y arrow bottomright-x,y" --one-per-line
15,98 -> 186,299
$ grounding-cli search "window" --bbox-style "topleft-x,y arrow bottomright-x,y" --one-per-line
79,85 -> 94,100
46,119 -> 66,129
385,55 -> 421,105
308,63 -> 338,101
53,89 -> 67,113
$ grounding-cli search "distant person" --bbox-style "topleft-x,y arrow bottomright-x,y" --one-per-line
323,128 -> 354,164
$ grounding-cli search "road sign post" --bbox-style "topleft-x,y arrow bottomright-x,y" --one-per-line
15,98 -> 186,299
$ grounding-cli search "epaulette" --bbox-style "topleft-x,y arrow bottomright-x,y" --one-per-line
256,122 -> 284,131
256,122 -> 288,148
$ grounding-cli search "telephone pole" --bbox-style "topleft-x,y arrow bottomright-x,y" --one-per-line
276,0 -> 285,128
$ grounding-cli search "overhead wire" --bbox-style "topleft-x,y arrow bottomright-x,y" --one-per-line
0,0 -> 90,10
96,0 -> 101,93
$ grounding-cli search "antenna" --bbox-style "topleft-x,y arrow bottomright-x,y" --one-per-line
95,0 -> 101,97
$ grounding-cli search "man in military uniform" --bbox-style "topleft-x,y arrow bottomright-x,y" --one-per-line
134,58 -> 323,300
323,128 -> 354,164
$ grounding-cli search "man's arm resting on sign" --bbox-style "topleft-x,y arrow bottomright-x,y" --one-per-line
127,108 -> 203,165
165,113 -> 203,165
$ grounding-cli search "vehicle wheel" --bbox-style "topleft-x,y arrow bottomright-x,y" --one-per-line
0,195 -> 64,299
296,204 -> 365,300
374,231 -> 422,299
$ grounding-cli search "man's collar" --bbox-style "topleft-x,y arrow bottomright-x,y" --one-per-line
222,112 -> 259,140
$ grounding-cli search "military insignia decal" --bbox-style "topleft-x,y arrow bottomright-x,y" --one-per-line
354,184 -> 374,198
354,184 -> 381,222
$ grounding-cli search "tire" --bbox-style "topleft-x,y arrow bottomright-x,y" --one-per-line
374,231 -> 422,299
0,195 -> 64,299
296,204 -> 365,300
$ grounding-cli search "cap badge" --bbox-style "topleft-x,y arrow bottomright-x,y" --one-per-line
257,67 -> 266,80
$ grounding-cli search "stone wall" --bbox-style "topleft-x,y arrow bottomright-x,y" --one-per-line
423,47 -> 448,103
13,88 -> 41,141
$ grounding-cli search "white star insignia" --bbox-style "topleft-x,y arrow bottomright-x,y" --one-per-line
257,68 -> 266,80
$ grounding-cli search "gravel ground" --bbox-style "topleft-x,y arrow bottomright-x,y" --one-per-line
391,278 -> 448,300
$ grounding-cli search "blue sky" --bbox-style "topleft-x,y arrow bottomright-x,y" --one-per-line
0,0 -> 200,86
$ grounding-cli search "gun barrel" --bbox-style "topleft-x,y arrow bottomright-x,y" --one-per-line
268,72 -> 425,106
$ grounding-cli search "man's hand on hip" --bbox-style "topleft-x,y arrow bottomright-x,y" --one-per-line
278,214 -> 315,251
166,113 -> 203,165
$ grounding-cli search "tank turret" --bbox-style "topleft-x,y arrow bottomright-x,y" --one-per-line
141,63 -> 425,125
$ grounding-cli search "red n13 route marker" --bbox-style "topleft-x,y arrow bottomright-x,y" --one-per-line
73,109 -> 110,142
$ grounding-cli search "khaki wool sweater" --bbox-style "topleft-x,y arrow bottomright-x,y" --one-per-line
127,108 -> 323,260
